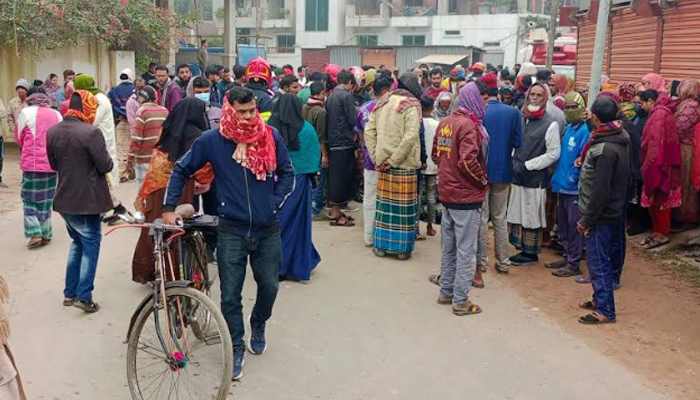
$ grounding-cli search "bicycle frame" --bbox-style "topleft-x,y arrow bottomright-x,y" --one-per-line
106,222 -> 192,365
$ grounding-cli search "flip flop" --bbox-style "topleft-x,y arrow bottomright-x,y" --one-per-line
330,216 -> 355,227
578,312 -> 615,325
575,275 -> 591,284
642,237 -> 670,250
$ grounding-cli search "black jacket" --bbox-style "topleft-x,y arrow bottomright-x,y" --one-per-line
246,82 -> 274,114
47,117 -> 114,215
578,128 -> 630,228
325,86 -> 357,150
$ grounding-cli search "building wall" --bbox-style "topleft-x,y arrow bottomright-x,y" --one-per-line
0,45 -> 134,142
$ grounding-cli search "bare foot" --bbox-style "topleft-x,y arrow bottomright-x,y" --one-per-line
427,223 -> 437,236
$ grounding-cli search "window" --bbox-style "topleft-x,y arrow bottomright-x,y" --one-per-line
448,0 -> 458,14
483,41 -> 501,47
405,0 -> 424,6
402,35 -> 425,46
306,0 -> 329,31
277,35 -> 296,49
444,30 -> 461,36
237,28 -> 251,45
357,35 -> 379,46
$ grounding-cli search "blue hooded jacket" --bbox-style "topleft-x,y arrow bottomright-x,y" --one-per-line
164,127 -> 295,238
551,122 -> 591,195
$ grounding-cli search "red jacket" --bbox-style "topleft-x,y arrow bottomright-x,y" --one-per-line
432,109 -> 488,208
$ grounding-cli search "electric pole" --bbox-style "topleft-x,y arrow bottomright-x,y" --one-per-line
546,0 -> 559,69
587,0 -> 611,106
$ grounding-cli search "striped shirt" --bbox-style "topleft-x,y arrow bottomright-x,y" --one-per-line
130,103 -> 168,164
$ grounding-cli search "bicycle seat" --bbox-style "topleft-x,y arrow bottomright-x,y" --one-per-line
183,214 -> 219,232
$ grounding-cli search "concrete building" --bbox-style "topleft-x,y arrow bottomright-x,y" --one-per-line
182,0 -> 546,69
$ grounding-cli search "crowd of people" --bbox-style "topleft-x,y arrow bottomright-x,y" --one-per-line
1,55 -> 698,381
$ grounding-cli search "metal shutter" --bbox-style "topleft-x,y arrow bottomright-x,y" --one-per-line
608,8 -> 658,84
575,15 -> 598,91
660,0 -> 700,81
361,49 -> 396,70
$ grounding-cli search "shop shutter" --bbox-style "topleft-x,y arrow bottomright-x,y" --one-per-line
660,0 -> 700,81
608,8 -> 658,84
575,15 -> 597,91
361,49 -> 396,70
302,48 -> 330,72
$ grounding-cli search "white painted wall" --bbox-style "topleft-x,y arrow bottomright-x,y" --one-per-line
431,14 -> 522,67
295,0 -> 348,48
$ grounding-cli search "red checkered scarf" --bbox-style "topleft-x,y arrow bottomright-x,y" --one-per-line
219,97 -> 277,180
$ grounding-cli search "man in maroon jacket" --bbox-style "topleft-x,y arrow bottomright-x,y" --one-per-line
432,82 -> 488,316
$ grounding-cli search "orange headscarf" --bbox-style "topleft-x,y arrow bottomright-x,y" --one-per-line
552,74 -> 570,94
64,90 -> 98,125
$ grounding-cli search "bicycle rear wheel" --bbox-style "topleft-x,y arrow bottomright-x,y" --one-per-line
126,287 -> 233,400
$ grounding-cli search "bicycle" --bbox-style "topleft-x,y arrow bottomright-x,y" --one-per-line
107,210 -> 233,400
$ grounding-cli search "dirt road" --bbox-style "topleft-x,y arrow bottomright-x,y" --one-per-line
1,149 -> 697,400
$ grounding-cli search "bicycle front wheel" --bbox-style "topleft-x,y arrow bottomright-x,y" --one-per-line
126,287 -> 233,400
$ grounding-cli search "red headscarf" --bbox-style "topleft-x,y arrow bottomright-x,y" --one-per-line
618,83 -> 636,102
219,97 -> 277,180
64,90 -> 98,125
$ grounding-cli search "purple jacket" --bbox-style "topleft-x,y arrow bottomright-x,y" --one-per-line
15,105 -> 63,172
157,80 -> 183,112
355,100 -> 377,170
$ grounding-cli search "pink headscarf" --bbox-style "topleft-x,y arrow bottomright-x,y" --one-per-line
642,73 -> 666,92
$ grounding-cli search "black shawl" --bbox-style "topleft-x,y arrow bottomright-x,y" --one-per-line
268,93 -> 304,151
155,97 -> 209,162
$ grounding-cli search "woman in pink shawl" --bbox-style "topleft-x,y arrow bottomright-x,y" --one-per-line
642,73 -> 667,92
639,89 -> 682,249
673,79 -> 700,225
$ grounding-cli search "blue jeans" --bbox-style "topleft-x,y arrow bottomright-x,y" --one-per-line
611,211 -> 627,286
311,167 -> 328,216
586,222 -> 616,320
61,214 -> 103,302
217,229 -> 281,349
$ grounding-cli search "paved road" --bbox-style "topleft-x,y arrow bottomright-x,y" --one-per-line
2,182 -> 672,400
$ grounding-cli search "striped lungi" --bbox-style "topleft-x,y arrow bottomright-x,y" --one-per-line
21,171 -> 57,239
374,168 -> 418,254
508,223 -> 542,255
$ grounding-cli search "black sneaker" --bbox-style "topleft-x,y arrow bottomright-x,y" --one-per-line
74,300 -> 100,313
509,252 -> 539,266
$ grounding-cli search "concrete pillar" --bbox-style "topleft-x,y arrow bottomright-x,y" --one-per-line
438,0 -> 449,15
224,0 -> 238,68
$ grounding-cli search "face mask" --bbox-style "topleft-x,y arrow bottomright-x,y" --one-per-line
634,104 -> 647,117
195,92 -> 210,103
565,108 -> 584,124
527,104 -> 541,112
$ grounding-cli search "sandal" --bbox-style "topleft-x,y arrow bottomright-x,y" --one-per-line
642,237 -> 670,250
63,297 -> 76,307
578,311 -> 615,325
575,275 -> 591,284
545,260 -> 567,269
472,280 -> 485,289
552,266 -> 582,277
453,301 -> 482,316
415,233 -> 427,241
579,299 -> 596,310
640,235 -> 655,247
429,274 -> 441,286
330,214 -> 355,227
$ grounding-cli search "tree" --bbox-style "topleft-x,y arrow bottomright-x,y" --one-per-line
0,0 -> 196,57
